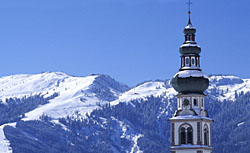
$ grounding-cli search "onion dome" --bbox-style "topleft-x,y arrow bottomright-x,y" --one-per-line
172,70 -> 209,94
184,16 -> 196,34
180,43 -> 201,55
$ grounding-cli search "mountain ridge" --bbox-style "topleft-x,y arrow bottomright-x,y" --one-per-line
0,72 -> 249,120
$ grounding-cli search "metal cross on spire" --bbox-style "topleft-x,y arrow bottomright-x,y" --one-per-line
187,0 -> 192,15
186,0 -> 193,25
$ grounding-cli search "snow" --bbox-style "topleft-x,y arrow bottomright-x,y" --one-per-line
22,74 -> 102,120
180,43 -> 200,48
209,75 -> 240,81
170,115 -> 213,121
0,123 -> 16,153
175,70 -> 208,78
207,75 -> 250,101
130,134 -> 143,153
0,72 -> 68,101
0,72 -> 249,122
0,72 -> 122,121
111,81 -> 176,106
110,117 -> 143,153
52,120 -> 70,131
237,122 -> 245,127
185,24 -> 196,29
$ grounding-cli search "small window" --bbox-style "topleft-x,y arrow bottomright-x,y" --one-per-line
185,57 -> 189,66
193,99 -> 197,106
201,98 -> 204,107
191,57 -> 195,65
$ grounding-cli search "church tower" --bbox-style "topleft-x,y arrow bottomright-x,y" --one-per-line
170,4 -> 213,153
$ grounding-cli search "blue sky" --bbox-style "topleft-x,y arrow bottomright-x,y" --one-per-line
0,0 -> 249,86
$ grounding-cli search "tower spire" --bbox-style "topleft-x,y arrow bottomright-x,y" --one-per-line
170,1 -> 213,153
188,13 -> 192,25
187,0 -> 192,25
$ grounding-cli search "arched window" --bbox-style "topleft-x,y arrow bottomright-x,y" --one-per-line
180,127 -> 186,144
204,125 -> 209,146
179,124 -> 193,145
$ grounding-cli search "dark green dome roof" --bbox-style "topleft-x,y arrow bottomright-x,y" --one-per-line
172,70 -> 209,94
179,43 -> 201,55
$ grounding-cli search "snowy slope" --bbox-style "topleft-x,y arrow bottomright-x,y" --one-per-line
111,80 -> 176,106
0,72 -> 69,100
0,72 -> 129,120
23,75 -> 99,120
207,75 -> 250,101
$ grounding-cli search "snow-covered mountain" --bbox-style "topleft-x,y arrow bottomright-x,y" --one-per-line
1,72 -> 250,153
0,72 -> 129,120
